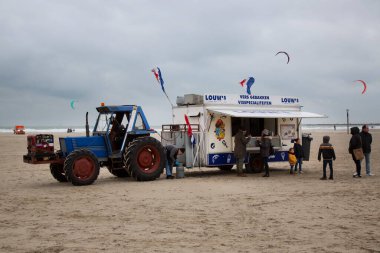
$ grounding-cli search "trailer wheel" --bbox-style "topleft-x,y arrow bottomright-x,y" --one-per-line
247,154 -> 263,173
50,163 -> 68,182
107,166 -> 130,178
218,165 -> 234,171
123,136 -> 165,181
64,149 -> 100,186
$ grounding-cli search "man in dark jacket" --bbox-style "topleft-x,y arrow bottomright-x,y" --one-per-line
318,136 -> 336,180
360,125 -> 373,176
234,126 -> 251,177
165,145 -> 185,179
293,138 -> 304,174
257,129 -> 272,177
349,127 -> 362,178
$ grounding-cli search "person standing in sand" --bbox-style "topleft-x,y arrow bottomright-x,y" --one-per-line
293,138 -> 304,174
360,124 -> 374,176
318,136 -> 336,180
349,127 -> 362,178
288,147 -> 297,174
257,129 -> 272,177
234,126 -> 251,177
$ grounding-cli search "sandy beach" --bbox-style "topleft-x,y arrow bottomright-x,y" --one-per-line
0,131 -> 379,252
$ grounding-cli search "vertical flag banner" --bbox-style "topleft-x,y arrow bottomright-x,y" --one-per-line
184,114 -> 196,145
151,67 -> 173,107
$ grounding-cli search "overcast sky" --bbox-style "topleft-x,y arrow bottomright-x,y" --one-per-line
0,0 -> 379,127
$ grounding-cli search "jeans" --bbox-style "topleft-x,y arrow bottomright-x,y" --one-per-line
165,160 -> 173,176
323,160 -> 333,178
361,153 -> 371,175
290,165 -> 294,173
295,158 -> 303,173
236,158 -> 244,174
263,157 -> 269,175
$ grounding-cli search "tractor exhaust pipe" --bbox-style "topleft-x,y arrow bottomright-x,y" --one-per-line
85,112 -> 90,137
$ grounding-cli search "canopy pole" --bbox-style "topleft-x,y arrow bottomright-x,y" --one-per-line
297,118 -> 303,138
346,109 -> 350,134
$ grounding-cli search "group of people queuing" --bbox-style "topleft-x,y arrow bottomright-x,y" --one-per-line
164,124 -> 373,180
233,124 -> 374,179
318,124 -> 373,180
234,126 -> 306,178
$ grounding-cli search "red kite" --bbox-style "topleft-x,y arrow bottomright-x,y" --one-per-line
354,80 -> 367,94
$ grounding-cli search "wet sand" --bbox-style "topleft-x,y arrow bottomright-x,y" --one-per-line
0,131 -> 379,252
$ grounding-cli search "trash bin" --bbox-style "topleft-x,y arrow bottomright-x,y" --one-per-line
302,133 -> 313,161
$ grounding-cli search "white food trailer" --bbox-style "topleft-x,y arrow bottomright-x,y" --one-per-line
161,94 -> 326,172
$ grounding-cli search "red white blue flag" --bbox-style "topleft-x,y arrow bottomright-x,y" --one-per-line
184,114 -> 196,146
151,67 -> 165,93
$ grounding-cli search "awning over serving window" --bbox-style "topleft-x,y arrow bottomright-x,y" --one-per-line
209,109 -> 326,118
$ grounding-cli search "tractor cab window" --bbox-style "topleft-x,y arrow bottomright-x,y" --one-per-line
94,113 -> 111,133
120,112 -> 130,129
134,113 -> 146,130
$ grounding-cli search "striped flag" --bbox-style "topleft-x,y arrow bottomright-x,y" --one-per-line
184,114 -> 196,146
151,67 -> 165,93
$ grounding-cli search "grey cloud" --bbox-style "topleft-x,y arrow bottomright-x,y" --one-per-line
0,0 -> 379,127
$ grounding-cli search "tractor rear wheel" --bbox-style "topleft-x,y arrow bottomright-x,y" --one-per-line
50,163 -> 68,182
107,166 -> 130,178
123,136 -> 165,181
64,149 -> 100,186
218,165 -> 234,171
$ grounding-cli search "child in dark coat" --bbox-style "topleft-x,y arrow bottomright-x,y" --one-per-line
293,138 -> 304,174
318,136 -> 336,180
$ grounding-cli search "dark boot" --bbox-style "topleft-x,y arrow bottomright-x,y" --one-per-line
320,177 -> 327,180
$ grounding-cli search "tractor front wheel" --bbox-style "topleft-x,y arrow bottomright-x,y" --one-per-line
123,137 -> 165,181
50,163 -> 68,182
64,149 -> 100,186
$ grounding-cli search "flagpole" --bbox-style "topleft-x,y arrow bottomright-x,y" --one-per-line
163,91 -> 174,108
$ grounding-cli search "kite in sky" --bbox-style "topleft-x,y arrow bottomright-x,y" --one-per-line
275,51 -> 290,64
70,100 -> 77,110
240,77 -> 255,95
354,80 -> 367,94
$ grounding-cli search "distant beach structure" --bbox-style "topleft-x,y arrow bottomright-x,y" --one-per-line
13,125 -> 25,135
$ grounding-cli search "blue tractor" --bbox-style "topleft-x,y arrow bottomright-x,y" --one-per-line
24,105 -> 166,186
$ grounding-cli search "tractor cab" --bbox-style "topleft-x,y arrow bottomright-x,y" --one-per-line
93,105 -> 155,157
